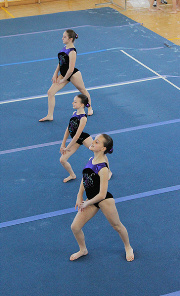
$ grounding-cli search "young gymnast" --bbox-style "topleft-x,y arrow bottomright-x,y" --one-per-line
70,134 -> 134,262
39,29 -> 93,122
60,95 -> 111,183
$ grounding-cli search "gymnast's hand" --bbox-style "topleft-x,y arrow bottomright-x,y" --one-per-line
62,147 -> 71,154
60,146 -> 66,154
75,199 -> 84,211
52,74 -> 58,83
57,77 -> 65,84
79,200 -> 89,210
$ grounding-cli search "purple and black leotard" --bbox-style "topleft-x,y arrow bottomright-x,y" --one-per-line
68,111 -> 90,145
83,157 -> 113,208
58,46 -> 79,81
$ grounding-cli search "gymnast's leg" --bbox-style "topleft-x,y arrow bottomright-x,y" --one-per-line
70,205 -> 99,261
39,76 -> 69,122
99,198 -> 134,261
70,71 -> 93,116
60,143 -> 80,182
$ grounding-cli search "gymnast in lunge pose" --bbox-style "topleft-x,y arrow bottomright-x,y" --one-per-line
39,29 -> 93,122
70,134 -> 134,262
60,95 -> 111,183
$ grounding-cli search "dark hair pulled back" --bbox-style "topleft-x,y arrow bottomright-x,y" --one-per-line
77,94 -> 90,108
66,29 -> 78,42
102,134 -> 113,154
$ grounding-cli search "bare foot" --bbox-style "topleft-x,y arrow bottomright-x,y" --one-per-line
88,107 -> 93,116
125,246 -> 134,262
70,249 -> 88,261
108,170 -> 112,180
39,115 -> 53,122
63,174 -> 76,183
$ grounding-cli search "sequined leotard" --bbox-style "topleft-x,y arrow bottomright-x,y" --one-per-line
83,158 -> 113,208
58,46 -> 79,81
68,111 -> 90,145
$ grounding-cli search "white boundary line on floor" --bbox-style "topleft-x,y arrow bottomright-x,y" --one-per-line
0,76 -> 161,105
121,50 -> 180,91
